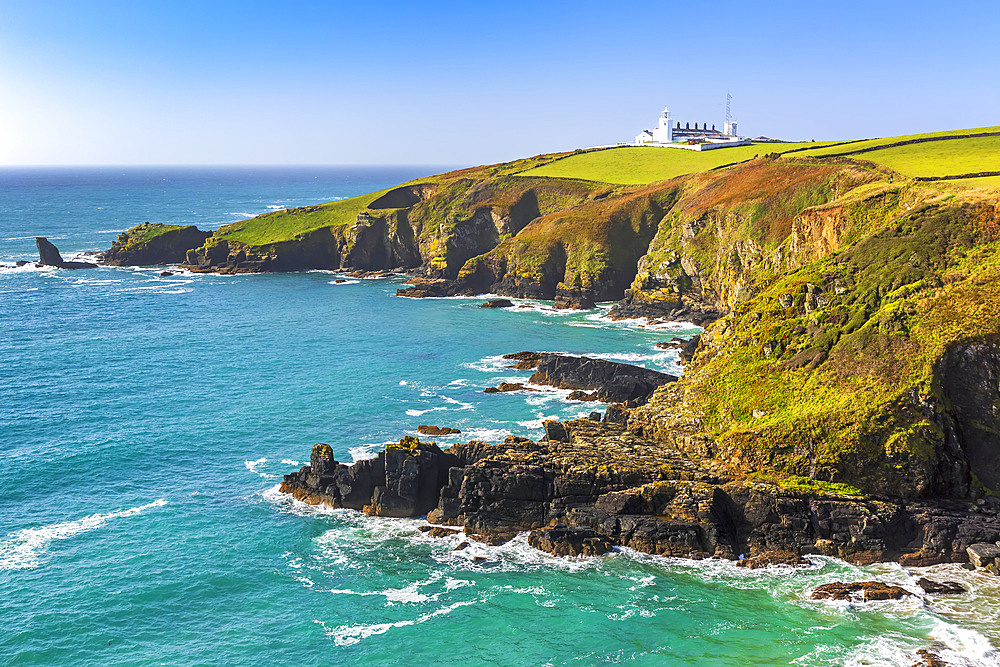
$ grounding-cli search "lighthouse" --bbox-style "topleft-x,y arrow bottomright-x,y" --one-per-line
652,107 -> 673,143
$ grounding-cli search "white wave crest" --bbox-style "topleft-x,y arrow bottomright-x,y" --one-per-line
0,499 -> 168,570
244,457 -> 274,479
316,600 -> 476,647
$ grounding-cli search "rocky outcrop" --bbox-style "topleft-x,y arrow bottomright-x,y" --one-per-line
279,438 -> 459,517
281,419 -> 1000,565
35,237 -> 96,269
101,224 -> 210,266
528,525 -> 614,557
520,353 -> 677,404
417,425 -> 461,436
966,542 -> 1000,574
480,298 -> 514,309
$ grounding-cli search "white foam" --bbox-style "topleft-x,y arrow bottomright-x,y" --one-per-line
280,459 -> 301,466
244,457 -> 274,479
405,407 -> 447,417
316,599 -> 476,646
0,499 -> 168,570
348,444 -> 382,462
328,279 -> 360,285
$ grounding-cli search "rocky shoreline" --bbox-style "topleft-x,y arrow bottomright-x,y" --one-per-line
280,417 -> 1000,568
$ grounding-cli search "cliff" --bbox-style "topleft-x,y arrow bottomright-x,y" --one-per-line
270,128 -> 1000,567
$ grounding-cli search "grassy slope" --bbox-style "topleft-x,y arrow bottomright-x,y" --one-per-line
843,136 -> 1000,177
516,143 -> 834,185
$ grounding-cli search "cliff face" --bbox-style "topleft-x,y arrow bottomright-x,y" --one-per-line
630,197 -> 1000,499
101,223 -> 210,266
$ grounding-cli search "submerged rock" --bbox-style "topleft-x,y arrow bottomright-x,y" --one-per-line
916,578 -> 966,594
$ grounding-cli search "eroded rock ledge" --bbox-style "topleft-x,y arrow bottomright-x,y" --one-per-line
280,419 -> 1000,564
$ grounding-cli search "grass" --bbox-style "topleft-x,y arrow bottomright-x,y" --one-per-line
210,191 -> 384,246
848,136 -> 1000,178
515,143 -> 837,185
131,222 -> 187,242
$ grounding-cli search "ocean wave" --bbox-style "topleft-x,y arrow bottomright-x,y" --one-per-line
0,499 -> 169,571
328,279 -> 360,285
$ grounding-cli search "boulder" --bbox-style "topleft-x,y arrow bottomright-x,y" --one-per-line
810,581 -> 912,602
480,298 -> 514,309
566,390 -> 600,401
528,526 -> 614,556
967,542 -> 1000,571
418,525 -> 461,538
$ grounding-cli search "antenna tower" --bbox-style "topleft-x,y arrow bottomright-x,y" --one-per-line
726,91 -> 732,125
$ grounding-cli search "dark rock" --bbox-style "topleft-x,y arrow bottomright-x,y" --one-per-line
810,581 -> 912,602
528,525 -> 614,556
418,525 -> 460,538
679,335 -> 701,365
603,404 -> 630,425
453,541 -> 470,551
160,271 -> 174,277
553,284 -> 596,310
566,390 -> 600,401
589,412 -> 602,422
914,647 -> 950,667
656,339 -> 685,350
484,382 -> 532,393
736,551 -> 808,568
527,353 -> 676,404
480,298 -> 514,309
543,420 -> 570,442
417,424 -> 462,436
916,578 -> 966,594
310,443 -> 336,476
335,278 -> 347,283
396,278 -> 462,298
15,260 -> 28,267
503,351 -> 545,370
35,237 -> 96,269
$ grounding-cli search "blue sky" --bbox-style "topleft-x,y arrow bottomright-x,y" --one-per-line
1,0 -> 997,165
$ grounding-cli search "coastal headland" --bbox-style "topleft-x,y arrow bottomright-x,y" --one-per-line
103,128 -> 1000,572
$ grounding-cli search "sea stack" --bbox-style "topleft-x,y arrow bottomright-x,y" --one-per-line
35,237 -> 96,269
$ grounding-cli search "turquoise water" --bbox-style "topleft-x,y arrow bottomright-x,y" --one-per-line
2,169 -> 998,666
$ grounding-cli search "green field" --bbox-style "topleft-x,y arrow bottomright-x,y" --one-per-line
516,143 -> 835,185
835,136 -> 1000,178
793,126 -> 1000,158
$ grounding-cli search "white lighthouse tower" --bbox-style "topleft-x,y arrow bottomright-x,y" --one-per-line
652,107 -> 673,143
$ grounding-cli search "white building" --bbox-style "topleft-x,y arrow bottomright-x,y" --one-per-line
634,104 -> 742,147
634,107 -> 674,145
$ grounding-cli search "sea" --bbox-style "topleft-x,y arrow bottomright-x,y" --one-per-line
1,167 -> 998,666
